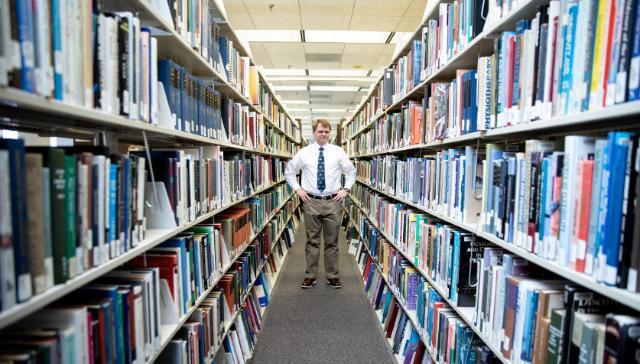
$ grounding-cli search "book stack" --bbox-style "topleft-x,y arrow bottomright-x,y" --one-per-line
476,1 -> 640,130
0,141 -> 147,309
350,217 -> 498,363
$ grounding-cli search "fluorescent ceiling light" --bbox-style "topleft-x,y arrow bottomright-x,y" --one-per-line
309,86 -> 360,92
312,108 -> 347,112
267,77 -> 378,82
289,108 -> 311,112
282,100 -> 310,104
272,85 -> 307,91
262,69 -> 307,76
235,30 -> 300,42
390,32 -> 415,44
305,30 -> 391,44
308,69 -> 370,77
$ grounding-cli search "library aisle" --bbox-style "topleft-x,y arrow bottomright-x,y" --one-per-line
251,219 -> 395,363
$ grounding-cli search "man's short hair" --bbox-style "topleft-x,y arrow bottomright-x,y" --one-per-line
312,119 -> 332,132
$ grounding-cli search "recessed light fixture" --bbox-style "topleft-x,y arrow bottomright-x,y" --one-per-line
309,86 -> 360,92
281,100 -> 310,104
308,69 -> 369,77
262,69 -> 307,76
236,30 -> 301,42
305,30 -> 391,44
272,85 -> 308,91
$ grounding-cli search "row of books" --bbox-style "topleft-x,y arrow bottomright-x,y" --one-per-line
265,128 -> 300,156
158,210 -> 300,364
478,0 -> 640,129
0,221 -> 226,364
0,141 -> 147,309
0,192 -> 301,363
1,1 -> 298,148
348,196 -> 640,364
346,0 -> 640,146
352,233 -> 497,364
386,1 -> 486,106
354,131 -> 640,291
346,86 -> 384,137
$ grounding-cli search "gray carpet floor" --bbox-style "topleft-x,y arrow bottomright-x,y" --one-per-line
250,218 -> 395,364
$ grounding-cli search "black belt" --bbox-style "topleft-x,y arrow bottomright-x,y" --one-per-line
308,193 -> 337,200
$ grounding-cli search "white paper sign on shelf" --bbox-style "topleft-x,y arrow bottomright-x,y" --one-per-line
145,181 -> 178,229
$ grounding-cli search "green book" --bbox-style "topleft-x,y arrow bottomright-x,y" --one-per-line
547,308 -> 566,364
64,156 -> 77,279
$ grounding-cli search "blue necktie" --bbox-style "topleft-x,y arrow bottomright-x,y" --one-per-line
317,147 -> 325,193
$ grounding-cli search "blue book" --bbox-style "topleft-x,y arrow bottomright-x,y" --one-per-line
538,157 -> 550,243
450,231 -> 461,304
157,60 -> 182,130
512,20 -> 529,109
469,70 -> 478,132
218,36 -> 230,79
160,238 -> 189,311
601,132 -> 634,285
628,0 -> 640,100
52,0 -> 64,99
117,287 -> 133,363
15,0 -> 36,92
78,285 -> 124,364
559,1 -> 579,114
0,139 -> 30,302
520,289 -> 540,362
123,158 -> 131,252
109,164 -> 118,248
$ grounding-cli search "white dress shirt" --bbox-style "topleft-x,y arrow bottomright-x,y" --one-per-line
285,142 -> 356,196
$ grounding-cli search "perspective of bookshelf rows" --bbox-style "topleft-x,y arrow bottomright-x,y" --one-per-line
0,0 -> 305,362
341,0 -> 640,362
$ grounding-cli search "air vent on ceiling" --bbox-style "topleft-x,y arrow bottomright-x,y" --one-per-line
305,53 -> 342,63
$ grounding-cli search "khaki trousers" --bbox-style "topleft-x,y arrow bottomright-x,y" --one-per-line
303,198 -> 342,279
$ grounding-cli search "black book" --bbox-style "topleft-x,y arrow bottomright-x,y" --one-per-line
117,14 -> 130,116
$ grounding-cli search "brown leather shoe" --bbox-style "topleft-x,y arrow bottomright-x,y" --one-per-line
326,277 -> 342,289
300,278 -> 316,289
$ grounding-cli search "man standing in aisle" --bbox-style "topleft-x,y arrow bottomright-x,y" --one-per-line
284,119 -> 356,289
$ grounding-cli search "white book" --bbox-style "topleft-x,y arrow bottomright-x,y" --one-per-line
558,136 -> 595,267
140,30 -> 150,123
233,315 -> 252,360
150,37 -> 158,124
229,329 -> 245,364
132,17 -> 141,120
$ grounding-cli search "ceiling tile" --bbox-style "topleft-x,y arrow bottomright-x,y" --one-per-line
343,43 -> 386,55
301,14 -> 351,30
299,0 -> 355,16
304,43 -> 345,54
250,14 -> 302,29
353,0 -> 412,17
396,16 -> 423,31
349,15 -> 402,31
271,60 -> 308,68
407,0 -> 429,15
242,0 -> 299,14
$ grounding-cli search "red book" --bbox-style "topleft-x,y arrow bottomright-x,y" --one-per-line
385,302 -> 400,338
127,254 -> 179,302
574,160 -> 594,273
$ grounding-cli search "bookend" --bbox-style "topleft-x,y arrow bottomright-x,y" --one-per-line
144,181 -> 178,229
157,81 -> 176,130
159,278 -> 180,324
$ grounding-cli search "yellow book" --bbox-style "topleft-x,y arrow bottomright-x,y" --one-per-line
589,0 -> 612,110
249,66 -> 260,105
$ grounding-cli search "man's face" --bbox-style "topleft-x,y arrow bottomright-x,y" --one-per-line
313,124 -> 331,145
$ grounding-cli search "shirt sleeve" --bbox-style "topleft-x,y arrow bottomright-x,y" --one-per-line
339,148 -> 356,190
285,150 -> 303,191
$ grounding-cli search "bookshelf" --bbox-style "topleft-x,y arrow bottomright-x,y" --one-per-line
342,0 -> 640,362
0,0 -> 303,362
347,202 -> 509,363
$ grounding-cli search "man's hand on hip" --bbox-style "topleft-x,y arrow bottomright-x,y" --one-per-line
296,188 -> 310,202
332,189 -> 349,202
